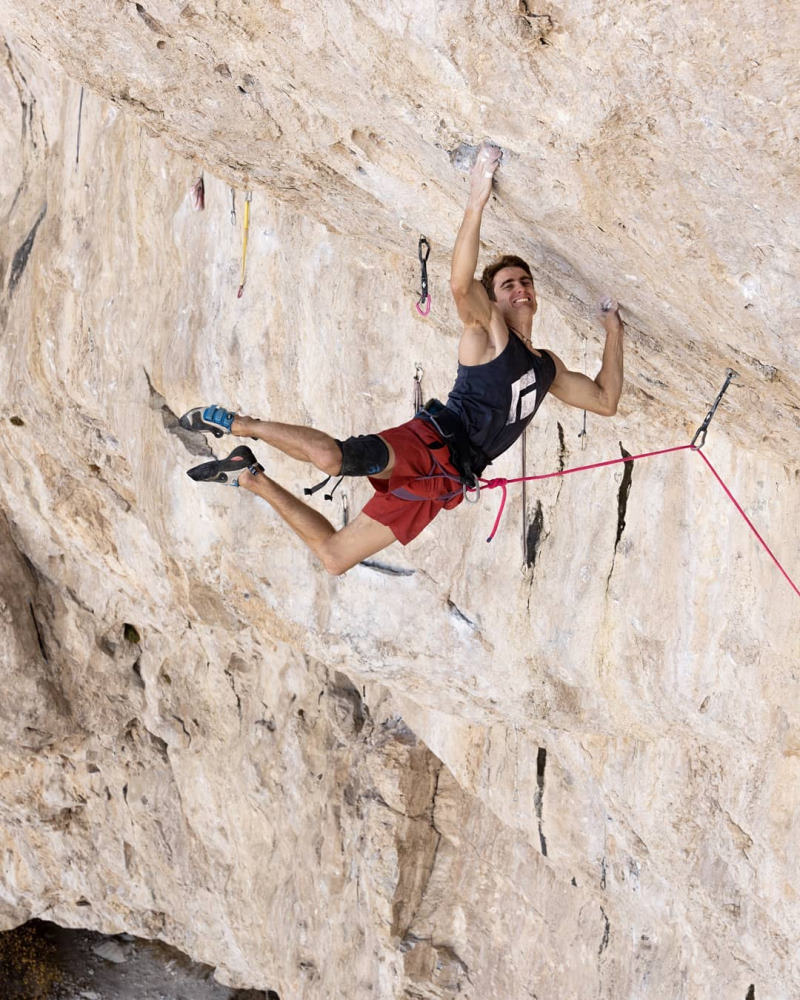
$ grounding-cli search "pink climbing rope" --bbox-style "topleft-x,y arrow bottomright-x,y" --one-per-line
476,442 -> 799,600
692,447 -> 800,599
479,443 -> 694,541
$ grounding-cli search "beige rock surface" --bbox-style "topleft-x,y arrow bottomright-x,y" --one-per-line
0,4 -> 799,998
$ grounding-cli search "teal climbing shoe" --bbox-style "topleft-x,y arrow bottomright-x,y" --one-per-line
179,405 -> 235,438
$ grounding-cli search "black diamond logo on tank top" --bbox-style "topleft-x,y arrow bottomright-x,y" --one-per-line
506,370 -> 538,425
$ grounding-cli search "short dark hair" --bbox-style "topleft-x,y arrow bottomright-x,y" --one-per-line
480,255 -> 534,301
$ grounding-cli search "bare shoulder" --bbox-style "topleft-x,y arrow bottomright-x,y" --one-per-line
459,303 -> 513,365
544,348 -> 567,379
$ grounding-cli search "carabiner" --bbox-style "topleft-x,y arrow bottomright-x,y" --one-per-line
463,474 -> 481,504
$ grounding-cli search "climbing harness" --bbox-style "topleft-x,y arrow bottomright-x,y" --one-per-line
413,363 -> 424,415
416,236 -> 431,316
415,400 -> 484,503
237,190 -> 252,298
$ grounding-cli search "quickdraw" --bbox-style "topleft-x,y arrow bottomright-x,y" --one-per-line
416,236 -> 431,316
413,363 -> 424,415
237,190 -> 252,298
691,368 -> 738,448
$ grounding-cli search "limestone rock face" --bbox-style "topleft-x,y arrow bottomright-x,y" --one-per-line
0,4 -> 798,999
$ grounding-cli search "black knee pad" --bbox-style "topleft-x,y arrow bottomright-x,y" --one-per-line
335,434 -> 390,476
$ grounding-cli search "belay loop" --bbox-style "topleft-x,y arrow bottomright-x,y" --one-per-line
416,236 -> 431,316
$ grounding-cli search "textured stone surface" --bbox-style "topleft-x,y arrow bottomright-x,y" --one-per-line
0,5 -> 799,999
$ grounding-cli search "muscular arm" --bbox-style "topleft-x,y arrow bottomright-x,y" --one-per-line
449,144 -> 502,337
548,300 -> 624,416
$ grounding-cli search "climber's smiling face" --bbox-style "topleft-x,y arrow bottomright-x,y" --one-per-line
492,267 -> 538,318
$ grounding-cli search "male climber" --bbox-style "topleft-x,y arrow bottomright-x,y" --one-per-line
180,143 -> 624,574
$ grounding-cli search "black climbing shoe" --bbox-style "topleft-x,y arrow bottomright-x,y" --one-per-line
179,405 -> 235,438
187,446 -> 263,487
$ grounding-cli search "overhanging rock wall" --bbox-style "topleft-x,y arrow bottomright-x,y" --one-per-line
1,5 -> 799,998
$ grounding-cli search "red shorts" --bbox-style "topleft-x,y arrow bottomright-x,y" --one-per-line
362,417 -> 464,545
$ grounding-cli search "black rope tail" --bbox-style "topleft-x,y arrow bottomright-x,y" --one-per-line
691,368 -> 739,448
304,475 -> 344,501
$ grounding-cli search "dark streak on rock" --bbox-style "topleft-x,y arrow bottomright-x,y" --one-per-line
557,421 -> 566,470
360,559 -> 415,576
607,443 -> 634,589
134,3 -> 168,35
446,599 -> 478,629
534,746 -> 547,856
598,906 -> 610,955
525,499 -> 545,568
8,204 -> 47,297
614,443 -> 634,550
28,601 -> 49,661
224,668 -> 243,720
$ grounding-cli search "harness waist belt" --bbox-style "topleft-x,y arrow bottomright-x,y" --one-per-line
416,399 -> 490,482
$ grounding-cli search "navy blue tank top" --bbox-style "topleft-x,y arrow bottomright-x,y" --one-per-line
445,336 -> 556,462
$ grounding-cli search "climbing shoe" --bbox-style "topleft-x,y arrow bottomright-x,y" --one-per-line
179,405 -> 236,438
187,446 -> 263,487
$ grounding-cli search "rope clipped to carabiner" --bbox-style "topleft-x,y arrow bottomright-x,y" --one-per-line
416,236 -> 431,316
690,368 -> 739,448
237,190 -> 252,298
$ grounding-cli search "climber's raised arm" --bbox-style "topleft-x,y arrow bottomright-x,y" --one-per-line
450,143 -> 502,337
547,299 -> 625,416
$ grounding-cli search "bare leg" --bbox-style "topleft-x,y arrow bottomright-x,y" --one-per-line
232,415 -> 346,475
238,467 -> 396,575
233,414 -> 397,479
